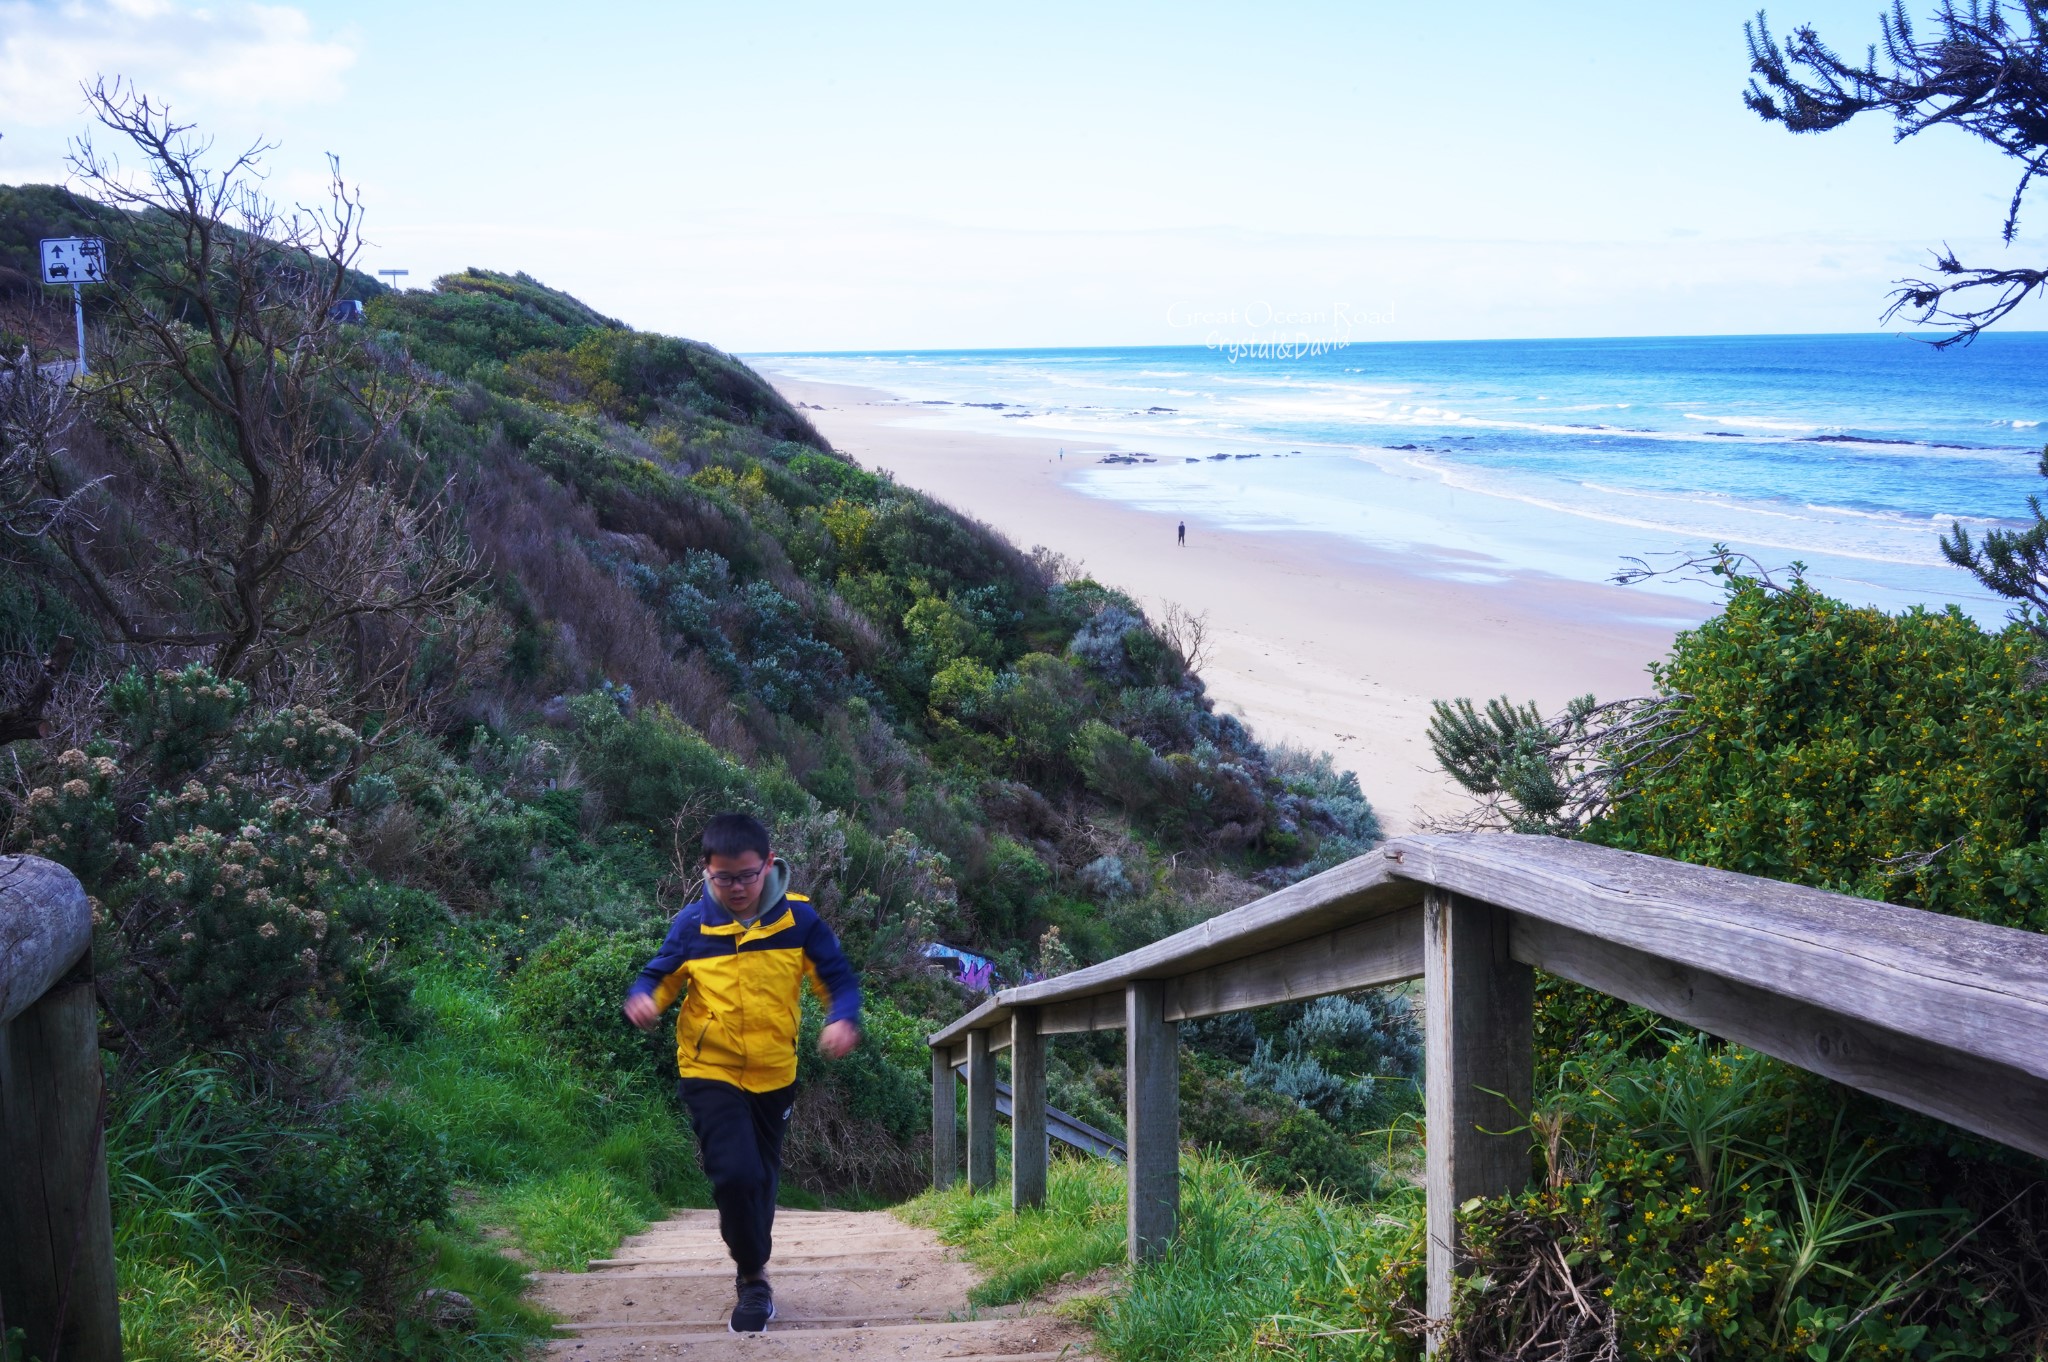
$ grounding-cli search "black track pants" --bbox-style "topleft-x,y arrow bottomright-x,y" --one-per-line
677,1078 -> 796,1276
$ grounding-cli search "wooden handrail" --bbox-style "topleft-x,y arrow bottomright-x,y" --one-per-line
927,832 -> 2048,1348
0,855 -> 122,1361
1,857 -> 93,1025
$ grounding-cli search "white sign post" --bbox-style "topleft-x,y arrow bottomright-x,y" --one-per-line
39,238 -> 106,376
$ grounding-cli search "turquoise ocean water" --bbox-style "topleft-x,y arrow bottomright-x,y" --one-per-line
752,334 -> 2048,622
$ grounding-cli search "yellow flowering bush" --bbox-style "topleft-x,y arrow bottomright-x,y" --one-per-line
1593,582 -> 2048,928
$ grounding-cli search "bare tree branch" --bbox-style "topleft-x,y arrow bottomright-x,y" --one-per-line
38,80 -> 480,710
1611,542 -> 1804,594
1747,2 -> 2048,344
1156,600 -> 1212,675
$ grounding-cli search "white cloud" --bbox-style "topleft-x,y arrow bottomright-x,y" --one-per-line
0,0 -> 354,127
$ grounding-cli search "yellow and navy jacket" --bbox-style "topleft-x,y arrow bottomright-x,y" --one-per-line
627,862 -> 860,1092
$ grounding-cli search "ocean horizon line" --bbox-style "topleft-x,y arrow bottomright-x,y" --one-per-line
740,328 -> 2048,359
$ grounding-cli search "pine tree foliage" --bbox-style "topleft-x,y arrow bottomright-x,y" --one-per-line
1940,448 -> 2048,648
1746,1 -> 2048,342
1427,692 -> 1697,836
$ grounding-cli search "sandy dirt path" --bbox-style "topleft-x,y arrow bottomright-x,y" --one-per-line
532,1207 -> 1093,1360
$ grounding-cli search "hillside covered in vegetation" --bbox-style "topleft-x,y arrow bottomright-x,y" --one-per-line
0,96 -> 1395,1362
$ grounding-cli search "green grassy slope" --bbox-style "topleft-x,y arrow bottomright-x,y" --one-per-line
0,182 -> 1406,1360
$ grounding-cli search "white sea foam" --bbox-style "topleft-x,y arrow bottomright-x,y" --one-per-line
752,340 -> 2046,617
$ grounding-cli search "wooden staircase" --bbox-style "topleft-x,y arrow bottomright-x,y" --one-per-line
535,1208 -> 1091,1360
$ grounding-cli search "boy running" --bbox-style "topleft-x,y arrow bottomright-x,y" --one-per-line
623,813 -> 861,1333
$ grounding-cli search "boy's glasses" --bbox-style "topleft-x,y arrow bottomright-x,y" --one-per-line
707,868 -> 765,888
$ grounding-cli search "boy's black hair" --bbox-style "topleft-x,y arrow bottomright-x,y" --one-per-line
701,812 -> 771,863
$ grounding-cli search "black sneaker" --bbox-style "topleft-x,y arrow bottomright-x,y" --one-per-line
730,1275 -> 775,1333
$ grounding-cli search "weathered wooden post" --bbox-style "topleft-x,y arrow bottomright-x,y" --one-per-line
0,855 -> 122,1362
1010,1007 -> 1047,1209
1422,888 -> 1532,1351
930,1047 -> 958,1190
965,1028 -> 997,1191
1125,979 -> 1178,1262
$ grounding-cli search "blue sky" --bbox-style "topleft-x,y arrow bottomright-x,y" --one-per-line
0,0 -> 2033,349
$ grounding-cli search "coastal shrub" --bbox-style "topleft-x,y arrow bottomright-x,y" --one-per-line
973,653 -> 1091,785
1076,853 -> 1136,902
1242,1038 -> 1384,1127
1289,993 -> 1422,1083
506,926 -> 671,1087
1592,582 -> 2048,929
127,805 -> 357,1041
572,695 -> 755,829
262,1099 -> 453,1286
904,594 -> 993,679
789,451 -> 883,503
1068,604 -> 1164,686
1445,1034 -> 2048,1361
1113,684 -> 1204,752
730,580 -> 848,715
964,834 -> 1053,939
1270,744 -> 1383,848
111,663 -> 250,781
1253,1107 -> 1386,1199
22,744 -> 122,881
21,672 -> 380,1046
1075,719 -> 1174,813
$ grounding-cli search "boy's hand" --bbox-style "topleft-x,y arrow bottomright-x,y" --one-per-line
819,1020 -> 860,1060
623,992 -> 661,1032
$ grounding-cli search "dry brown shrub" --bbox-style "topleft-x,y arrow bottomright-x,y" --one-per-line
781,1088 -> 927,1201
459,444 -> 749,752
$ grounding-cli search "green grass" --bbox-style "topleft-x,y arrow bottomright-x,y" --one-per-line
106,968 -> 703,1359
900,1152 -> 1426,1362
114,1256 -> 346,1362
369,967 -> 712,1270
899,1154 -> 1128,1305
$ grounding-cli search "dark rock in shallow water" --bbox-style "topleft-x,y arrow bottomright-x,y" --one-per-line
1389,443 -> 1418,450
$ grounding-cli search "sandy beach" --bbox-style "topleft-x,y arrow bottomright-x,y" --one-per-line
763,373 -> 1707,833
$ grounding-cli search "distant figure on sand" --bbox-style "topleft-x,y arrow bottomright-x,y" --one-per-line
1177,520 -> 1185,546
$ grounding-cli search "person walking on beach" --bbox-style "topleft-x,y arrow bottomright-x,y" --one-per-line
623,813 -> 862,1333
1177,520 -> 1186,546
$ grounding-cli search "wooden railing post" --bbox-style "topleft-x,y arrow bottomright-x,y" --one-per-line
1423,888 -> 1532,1349
1010,1006 -> 1047,1209
1125,980 -> 1178,1262
965,1028 -> 997,1191
930,1047 -> 957,1190
0,856 -> 121,1362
